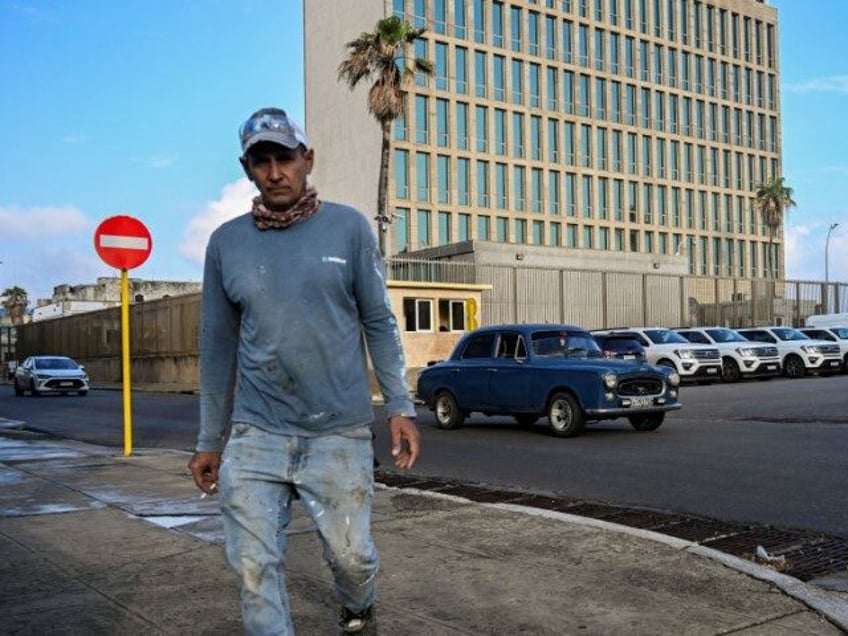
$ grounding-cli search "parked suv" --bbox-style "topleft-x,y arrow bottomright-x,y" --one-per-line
735,326 -> 843,378
798,326 -> 848,372
591,327 -> 722,382
674,326 -> 781,382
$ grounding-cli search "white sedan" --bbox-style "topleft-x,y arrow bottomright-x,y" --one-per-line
14,355 -> 89,397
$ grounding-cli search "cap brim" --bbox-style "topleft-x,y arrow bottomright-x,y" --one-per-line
242,131 -> 302,154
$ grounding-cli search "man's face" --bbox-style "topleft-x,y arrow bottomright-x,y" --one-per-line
241,142 -> 314,211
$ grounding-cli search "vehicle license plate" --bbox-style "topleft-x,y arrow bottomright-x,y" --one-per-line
623,354 -> 635,360
59,381 -> 73,387
829,360 -> 840,367
707,368 -> 718,374
767,365 -> 777,371
631,396 -> 653,408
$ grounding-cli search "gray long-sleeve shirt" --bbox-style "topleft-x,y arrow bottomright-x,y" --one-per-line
196,201 -> 415,452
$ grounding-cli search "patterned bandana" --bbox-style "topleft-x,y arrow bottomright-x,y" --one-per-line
252,186 -> 321,230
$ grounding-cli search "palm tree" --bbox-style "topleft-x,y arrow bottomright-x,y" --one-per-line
753,176 -> 797,278
1,286 -> 29,325
338,15 -> 433,257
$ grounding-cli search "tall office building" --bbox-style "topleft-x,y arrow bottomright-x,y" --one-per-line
305,0 -> 782,279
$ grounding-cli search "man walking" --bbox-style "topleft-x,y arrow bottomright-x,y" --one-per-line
189,107 -> 420,635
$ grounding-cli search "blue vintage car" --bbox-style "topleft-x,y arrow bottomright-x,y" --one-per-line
416,324 -> 682,437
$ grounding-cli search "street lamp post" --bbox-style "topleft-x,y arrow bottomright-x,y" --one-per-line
825,223 -> 839,285
825,223 -> 839,314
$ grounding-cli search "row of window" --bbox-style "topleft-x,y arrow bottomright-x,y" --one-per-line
394,210 -> 781,279
426,39 -> 778,113
397,0 -> 777,68
394,149 -> 779,212
402,97 -> 779,172
395,178 -> 771,235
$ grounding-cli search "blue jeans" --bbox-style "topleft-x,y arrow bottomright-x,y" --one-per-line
219,423 -> 378,635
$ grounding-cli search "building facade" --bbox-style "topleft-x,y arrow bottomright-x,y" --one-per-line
305,0 -> 782,279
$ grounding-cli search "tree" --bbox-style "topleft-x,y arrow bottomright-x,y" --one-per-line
1,286 -> 29,325
754,176 -> 796,278
338,15 -> 433,257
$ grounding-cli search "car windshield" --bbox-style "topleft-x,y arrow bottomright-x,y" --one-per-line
643,329 -> 689,344
832,328 -> 848,339
772,328 -> 809,341
705,328 -> 747,343
34,357 -> 78,370
531,330 -> 603,358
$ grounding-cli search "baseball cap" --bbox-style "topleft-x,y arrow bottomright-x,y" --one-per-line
239,108 -> 309,155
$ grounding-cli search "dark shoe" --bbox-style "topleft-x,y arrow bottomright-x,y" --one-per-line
339,605 -> 375,634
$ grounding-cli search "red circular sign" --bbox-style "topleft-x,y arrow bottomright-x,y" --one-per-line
94,215 -> 153,270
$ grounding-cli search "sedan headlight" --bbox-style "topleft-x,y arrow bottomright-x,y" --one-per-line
666,371 -> 681,387
675,349 -> 695,360
603,372 -> 618,389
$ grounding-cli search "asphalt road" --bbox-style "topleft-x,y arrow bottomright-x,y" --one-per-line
2,374 -> 847,536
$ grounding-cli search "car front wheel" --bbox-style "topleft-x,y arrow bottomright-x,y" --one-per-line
434,391 -> 464,430
721,357 -> 742,383
783,354 -> 806,379
14,380 -> 23,397
629,413 -> 665,431
546,392 -> 585,438
29,380 -> 40,397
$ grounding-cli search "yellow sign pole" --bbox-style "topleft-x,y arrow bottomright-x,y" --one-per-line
120,268 -> 133,456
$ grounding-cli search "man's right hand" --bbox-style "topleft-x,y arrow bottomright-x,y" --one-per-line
188,451 -> 222,495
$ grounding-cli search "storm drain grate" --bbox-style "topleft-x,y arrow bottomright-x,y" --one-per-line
703,527 -> 816,556
657,518 -> 749,543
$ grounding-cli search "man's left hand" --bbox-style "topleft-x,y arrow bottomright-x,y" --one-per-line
388,415 -> 420,470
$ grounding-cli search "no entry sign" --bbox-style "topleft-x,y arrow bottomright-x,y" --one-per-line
94,215 -> 152,270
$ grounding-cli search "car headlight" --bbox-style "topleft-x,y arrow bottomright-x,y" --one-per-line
800,345 -> 821,354
603,372 -> 618,389
736,347 -> 757,357
675,349 -> 695,360
666,371 -> 681,387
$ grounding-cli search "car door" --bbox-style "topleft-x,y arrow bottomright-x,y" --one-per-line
488,332 -> 534,412
451,332 -> 497,411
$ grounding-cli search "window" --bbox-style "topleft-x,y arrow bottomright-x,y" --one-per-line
438,299 -> 466,331
460,332 -> 496,358
403,298 -> 433,331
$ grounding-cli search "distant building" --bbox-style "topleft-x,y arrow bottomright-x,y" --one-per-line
32,277 -> 202,321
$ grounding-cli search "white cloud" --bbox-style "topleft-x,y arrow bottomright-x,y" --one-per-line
179,178 -> 257,264
148,154 -> 178,169
784,223 -> 848,282
783,75 -> 848,94
0,204 -> 90,239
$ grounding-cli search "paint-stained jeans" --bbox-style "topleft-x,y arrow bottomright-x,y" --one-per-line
219,423 -> 377,636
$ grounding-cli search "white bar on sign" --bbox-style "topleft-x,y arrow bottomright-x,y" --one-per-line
100,234 -> 149,250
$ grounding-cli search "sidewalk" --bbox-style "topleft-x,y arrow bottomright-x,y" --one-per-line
1,426 -> 847,635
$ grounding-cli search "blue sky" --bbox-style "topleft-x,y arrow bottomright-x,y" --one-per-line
0,0 -> 846,303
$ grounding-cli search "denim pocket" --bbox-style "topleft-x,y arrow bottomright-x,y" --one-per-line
230,422 -> 252,438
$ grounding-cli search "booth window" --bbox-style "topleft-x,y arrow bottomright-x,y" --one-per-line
438,299 -> 466,331
403,298 -> 433,331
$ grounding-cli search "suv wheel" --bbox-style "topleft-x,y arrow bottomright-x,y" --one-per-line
783,354 -> 806,379
721,358 -> 742,383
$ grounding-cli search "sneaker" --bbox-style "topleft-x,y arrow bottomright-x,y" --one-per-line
339,605 -> 375,634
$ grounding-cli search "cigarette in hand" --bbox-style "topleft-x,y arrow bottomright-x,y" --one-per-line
200,482 -> 218,499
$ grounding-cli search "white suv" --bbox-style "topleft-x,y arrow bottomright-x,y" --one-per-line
674,326 -> 781,382
798,326 -> 848,372
591,327 -> 722,382
735,326 -> 843,378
